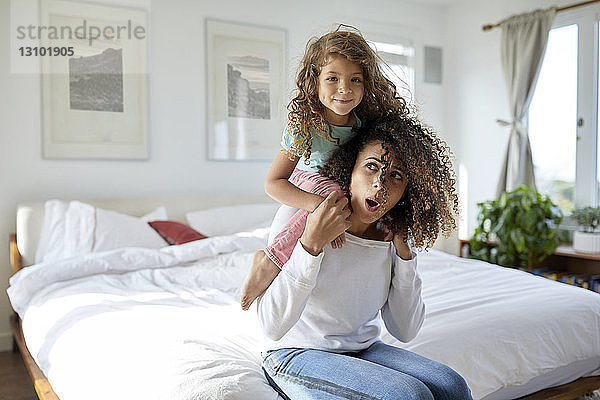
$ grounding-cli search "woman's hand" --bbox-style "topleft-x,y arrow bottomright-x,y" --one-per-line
300,192 -> 351,256
379,215 -> 412,260
392,234 -> 412,260
378,215 -> 395,242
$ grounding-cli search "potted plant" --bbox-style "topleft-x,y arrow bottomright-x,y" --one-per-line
469,185 -> 563,269
571,206 -> 600,254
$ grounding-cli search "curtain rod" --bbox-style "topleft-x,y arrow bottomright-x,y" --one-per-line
482,0 -> 600,31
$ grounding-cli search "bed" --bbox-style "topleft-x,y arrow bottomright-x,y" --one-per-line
7,195 -> 600,400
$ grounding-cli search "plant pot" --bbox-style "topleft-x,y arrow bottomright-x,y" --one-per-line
573,231 -> 600,254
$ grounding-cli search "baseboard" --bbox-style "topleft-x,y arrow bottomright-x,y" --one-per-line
0,330 -> 13,351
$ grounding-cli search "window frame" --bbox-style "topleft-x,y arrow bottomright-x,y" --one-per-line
528,4 -> 600,209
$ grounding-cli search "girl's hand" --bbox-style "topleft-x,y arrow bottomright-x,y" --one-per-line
300,192 -> 351,256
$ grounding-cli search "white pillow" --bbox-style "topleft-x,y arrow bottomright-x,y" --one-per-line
35,199 -> 69,264
186,203 -> 279,237
62,201 -> 168,259
140,206 -> 167,222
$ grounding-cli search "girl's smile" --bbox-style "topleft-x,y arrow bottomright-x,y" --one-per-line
318,54 -> 365,126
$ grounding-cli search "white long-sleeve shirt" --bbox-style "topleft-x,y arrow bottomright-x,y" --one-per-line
257,232 -> 425,353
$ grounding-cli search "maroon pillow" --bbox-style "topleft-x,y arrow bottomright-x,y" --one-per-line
148,221 -> 207,245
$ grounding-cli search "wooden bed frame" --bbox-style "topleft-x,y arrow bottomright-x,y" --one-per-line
8,233 -> 600,400
10,234 -> 59,400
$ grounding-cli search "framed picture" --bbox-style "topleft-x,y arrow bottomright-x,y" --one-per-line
40,0 -> 148,159
206,19 -> 287,161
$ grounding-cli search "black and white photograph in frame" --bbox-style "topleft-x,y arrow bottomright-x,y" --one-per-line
227,55 -> 271,120
206,19 -> 287,161
40,0 -> 148,159
68,44 -> 124,113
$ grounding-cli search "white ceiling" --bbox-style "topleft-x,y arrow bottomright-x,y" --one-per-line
407,0 -> 460,5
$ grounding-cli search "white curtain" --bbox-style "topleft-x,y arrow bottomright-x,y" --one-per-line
496,7 -> 556,197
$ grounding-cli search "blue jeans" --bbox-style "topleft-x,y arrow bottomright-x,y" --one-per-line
262,341 -> 473,400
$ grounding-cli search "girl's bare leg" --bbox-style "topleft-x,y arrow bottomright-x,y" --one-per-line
240,250 -> 281,310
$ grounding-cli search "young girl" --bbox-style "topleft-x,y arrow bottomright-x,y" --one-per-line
240,26 -> 408,310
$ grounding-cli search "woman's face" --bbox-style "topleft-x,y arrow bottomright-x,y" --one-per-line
348,141 -> 407,226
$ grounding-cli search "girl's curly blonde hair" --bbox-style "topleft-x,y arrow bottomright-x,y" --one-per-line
286,26 -> 409,162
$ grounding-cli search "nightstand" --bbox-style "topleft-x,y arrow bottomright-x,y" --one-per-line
459,239 -> 600,291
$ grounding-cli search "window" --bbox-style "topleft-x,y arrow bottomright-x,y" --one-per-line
597,26 -> 600,202
368,40 -> 415,103
529,25 -> 578,212
528,6 -> 600,213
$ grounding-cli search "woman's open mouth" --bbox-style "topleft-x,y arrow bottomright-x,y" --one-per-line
335,99 -> 353,104
365,197 -> 381,212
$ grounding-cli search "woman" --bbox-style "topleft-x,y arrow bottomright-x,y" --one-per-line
256,114 -> 472,400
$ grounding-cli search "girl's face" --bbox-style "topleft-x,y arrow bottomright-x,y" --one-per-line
317,54 -> 364,125
348,141 -> 407,227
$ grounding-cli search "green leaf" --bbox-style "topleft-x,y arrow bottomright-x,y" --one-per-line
499,193 -> 508,209
519,210 -> 537,233
492,209 -> 510,234
510,229 -> 525,253
497,251 -> 514,267
521,194 -> 531,211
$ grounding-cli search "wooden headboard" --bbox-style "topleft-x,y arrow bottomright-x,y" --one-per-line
10,233 -> 22,274
12,194 -> 275,270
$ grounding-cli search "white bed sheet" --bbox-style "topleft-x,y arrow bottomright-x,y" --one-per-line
7,232 -> 600,400
384,250 -> 600,399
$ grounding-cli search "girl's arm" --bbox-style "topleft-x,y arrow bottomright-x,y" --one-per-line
381,236 -> 425,343
265,149 -> 325,212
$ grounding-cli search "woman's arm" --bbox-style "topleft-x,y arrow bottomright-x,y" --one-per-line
381,236 -> 425,343
256,241 -> 323,341
257,192 -> 351,340
264,149 -> 325,212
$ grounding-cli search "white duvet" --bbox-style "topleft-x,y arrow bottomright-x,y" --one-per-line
8,231 -> 600,400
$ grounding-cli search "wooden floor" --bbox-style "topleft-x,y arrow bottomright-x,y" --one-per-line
0,350 -> 38,400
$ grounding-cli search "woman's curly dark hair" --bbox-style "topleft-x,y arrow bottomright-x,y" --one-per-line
286,25 -> 409,162
319,114 -> 459,250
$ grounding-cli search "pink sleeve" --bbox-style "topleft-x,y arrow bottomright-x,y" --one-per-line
265,173 -> 344,269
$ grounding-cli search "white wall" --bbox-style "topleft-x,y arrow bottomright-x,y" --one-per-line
444,0 -> 575,240
0,0 -> 446,350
